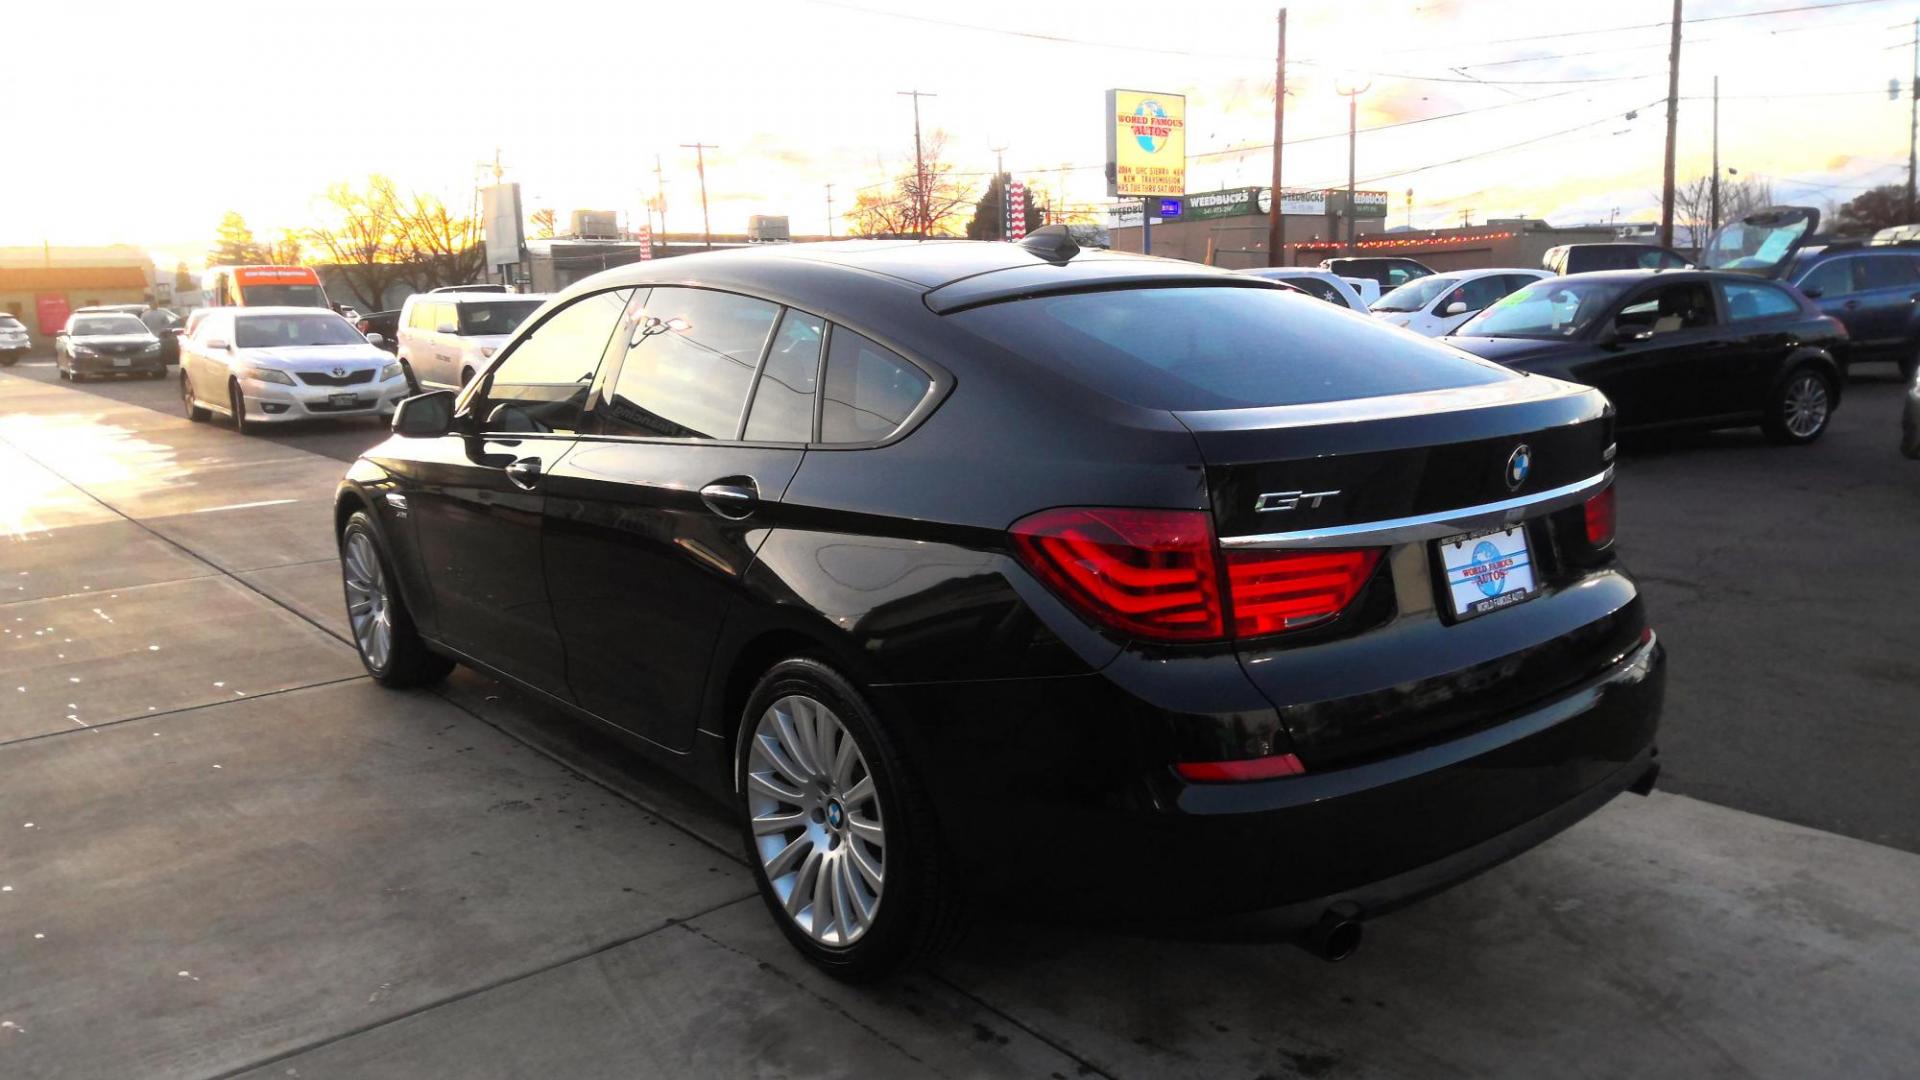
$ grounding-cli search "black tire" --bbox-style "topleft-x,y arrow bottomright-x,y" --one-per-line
181,370 -> 210,422
735,657 -> 965,982
338,510 -> 454,687
1901,351 -> 1919,384
229,379 -> 254,435
0,354 -> 16,367
1763,364 -> 1835,446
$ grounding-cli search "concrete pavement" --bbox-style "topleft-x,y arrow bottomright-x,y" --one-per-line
4,369 -> 1919,1079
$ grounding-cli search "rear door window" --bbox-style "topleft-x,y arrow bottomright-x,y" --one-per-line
1283,277 -> 1344,306
820,330 -> 932,443
950,285 -> 1512,411
743,310 -> 824,443
595,287 -> 779,440
1858,255 -> 1918,291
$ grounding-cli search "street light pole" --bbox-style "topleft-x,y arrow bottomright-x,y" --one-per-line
825,183 -> 835,239
989,143 -> 1009,239
1710,76 -> 1720,235
1908,16 -> 1918,221
679,143 -> 717,249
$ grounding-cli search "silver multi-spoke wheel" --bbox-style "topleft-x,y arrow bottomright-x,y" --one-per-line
342,530 -> 393,671
1782,373 -> 1830,438
746,694 -> 885,947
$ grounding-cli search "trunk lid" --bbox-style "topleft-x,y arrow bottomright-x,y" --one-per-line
1698,205 -> 1820,279
1179,377 -> 1637,766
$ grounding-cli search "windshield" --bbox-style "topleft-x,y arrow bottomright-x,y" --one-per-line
1701,208 -> 1817,277
950,285 -> 1512,411
1457,279 -> 1630,339
234,313 -> 364,348
457,300 -> 543,336
73,315 -> 150,336
1374,276 -> 1459,313
240,283 -> 330,307
0,316 -> 24,330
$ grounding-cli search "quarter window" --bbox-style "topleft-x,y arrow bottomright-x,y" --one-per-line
596,287 -> 779,440
820,330 -> 932,443
481,288 -> 632,434
743,310 -> 824,442
1722,281 -> 1800,322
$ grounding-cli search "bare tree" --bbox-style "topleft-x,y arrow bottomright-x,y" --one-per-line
395,191 -> 483,289
307,176 -> 410,311
1660,174 -> 1775,246
848,133 -> 975,238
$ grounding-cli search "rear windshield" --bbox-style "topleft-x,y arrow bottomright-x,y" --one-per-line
1374,275 -> 1459,313
457,300 -> 543,336
949,285 -> 1513,411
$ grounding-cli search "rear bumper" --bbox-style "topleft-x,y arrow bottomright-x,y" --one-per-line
882,631 -> 1664,919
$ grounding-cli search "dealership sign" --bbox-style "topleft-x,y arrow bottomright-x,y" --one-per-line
1109,186 -> 1391,226
1106,89 -> 1187,198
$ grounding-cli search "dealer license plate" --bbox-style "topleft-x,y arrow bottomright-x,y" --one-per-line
329,392 -> 359,407
1438,525 -> 1537,620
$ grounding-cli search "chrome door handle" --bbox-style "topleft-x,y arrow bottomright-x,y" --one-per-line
504,457 -> 542,491
700,479 -> 758,519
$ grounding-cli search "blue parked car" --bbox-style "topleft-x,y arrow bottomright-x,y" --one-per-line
1702,206 -> 1920,380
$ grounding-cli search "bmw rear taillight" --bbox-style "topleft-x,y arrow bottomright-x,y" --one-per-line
1010,508 -> 1224,641
1010,507 -> 1381,644
1584,484 -> 1617,547
1224,549 -> 1383,637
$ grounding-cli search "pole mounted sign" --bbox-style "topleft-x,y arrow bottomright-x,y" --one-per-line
1106,89 -> 1187,198
1007,182 -> 1028,240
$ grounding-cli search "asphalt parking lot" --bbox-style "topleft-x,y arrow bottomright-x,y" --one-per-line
3,362 -> 1919,1078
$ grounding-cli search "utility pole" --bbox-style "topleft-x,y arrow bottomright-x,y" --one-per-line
1909,16 -> 1918,221
1460,209 -> 1472,229
1658,0 -> 1682,249
1266,8 -> 1288,267
1406,187 -> 1414,231
1710,76 -> 1720,234
653,155 -> 669,246
680,143 -> 717,249
1336,77 -> 1370,255
898,90 -> 936,237
825,183 -> 835,238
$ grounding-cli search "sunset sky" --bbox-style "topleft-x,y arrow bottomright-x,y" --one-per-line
1,0 -> 1912,267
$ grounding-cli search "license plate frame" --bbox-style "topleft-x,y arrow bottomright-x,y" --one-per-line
1436,524 -> 1538,621
328,392 -> 360,408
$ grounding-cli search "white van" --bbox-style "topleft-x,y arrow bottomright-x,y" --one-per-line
396,291 -> 550,391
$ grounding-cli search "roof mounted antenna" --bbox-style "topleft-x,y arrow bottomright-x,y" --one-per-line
1019,224 -> 1080,264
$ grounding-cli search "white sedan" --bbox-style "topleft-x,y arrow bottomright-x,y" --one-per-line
178,307 -> 412,434
1370,268 -> 1551,337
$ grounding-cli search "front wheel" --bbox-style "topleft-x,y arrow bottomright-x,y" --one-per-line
182,369 -> 210,421
229,379 -> 254,435
1764,366 -> 1835,445
737,658 -> 964,981
339,511 -> 453,687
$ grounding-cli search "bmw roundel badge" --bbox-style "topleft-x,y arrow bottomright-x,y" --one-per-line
1505,444 -> 1532,491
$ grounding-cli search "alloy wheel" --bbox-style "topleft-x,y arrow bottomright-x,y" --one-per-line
1782,373 -> 1829,439
746,694 -> 885,947
341,530 -> 393,672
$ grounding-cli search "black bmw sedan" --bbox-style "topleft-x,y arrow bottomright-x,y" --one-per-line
1446,269 -> 1848,444
334,237 -> 1665,979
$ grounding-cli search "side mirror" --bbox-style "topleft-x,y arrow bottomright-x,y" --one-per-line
436,322 -> 458,335
205,337 -> 230,351
392,389 -> 456,437
1800,287 -> 1824,300
365,332 -> 386,347
1444,301 -> 1468,316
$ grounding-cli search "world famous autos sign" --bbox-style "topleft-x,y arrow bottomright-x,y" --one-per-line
1106,89 -> 1186,198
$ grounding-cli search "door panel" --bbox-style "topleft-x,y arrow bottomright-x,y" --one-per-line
400,433 -> 576,695
543,442 -> 804,750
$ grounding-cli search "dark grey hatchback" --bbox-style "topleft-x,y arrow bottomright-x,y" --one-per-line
335,235 -> 1665,979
